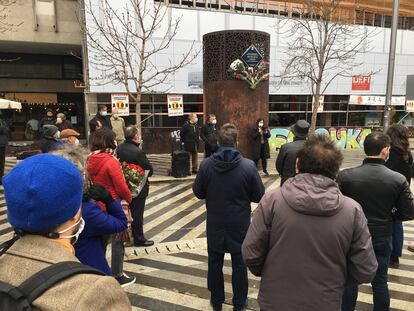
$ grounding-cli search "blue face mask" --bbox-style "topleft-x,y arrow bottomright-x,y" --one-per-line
194,118 -> 198,123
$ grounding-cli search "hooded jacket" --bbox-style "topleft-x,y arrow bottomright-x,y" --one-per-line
86,153 -> 132,210
193,147 -> 265,253
242,174 -> 377,311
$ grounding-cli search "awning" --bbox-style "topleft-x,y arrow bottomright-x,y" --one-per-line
0,98 -> 22,109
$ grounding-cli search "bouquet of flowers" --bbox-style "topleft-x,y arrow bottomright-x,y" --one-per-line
228,59 -> 269,90
121,162 -> 148,198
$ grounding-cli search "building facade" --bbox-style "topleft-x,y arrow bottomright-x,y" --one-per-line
85,0 -> 414,152
0,0 -> 84,140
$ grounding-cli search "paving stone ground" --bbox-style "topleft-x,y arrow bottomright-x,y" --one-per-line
1,151 -> 413,310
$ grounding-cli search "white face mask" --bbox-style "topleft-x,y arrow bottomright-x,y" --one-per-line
56,131 -> 61,139
211,119 -> 217,125
258,122 -> 264,127
74,138 -> 80,146
100,111 -> 108,117
56,117 -> 62,124
58,217 -> 85,244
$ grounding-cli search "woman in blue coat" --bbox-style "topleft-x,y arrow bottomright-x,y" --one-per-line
75,185 -> 128,275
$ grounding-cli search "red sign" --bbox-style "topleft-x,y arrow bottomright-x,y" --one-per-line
352,76 -> 371,91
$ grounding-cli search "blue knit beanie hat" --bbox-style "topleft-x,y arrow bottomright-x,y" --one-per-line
3,154 -> 83,233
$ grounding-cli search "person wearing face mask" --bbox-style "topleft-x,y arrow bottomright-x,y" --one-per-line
39,108 -> 56,137
180,113 -> 200,174
200,114 -> 220,157
50,145 -> 129,276
38,124 -> 65,153
56,113 -> 73,132
86,128 -> 134,287
0,154 -> 131,310
251,118 -> 271,176
60,129 -> 81,146
338,132 -> 414,311
89,105 -> 112,136
110,108 -> 126,145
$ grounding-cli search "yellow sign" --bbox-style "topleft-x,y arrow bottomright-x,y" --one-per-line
167,95 -> 184,117
111,94 -> 129,116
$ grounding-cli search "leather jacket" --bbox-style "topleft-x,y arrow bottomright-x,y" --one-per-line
337,158 -> 414,239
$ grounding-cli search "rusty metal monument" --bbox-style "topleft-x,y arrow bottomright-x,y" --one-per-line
203,30 -> 270,159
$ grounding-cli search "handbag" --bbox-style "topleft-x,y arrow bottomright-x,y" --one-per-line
114,200 -> 133,243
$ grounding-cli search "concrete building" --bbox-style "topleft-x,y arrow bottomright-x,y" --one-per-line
84,0 -> 414,152
0,0 -> 83,140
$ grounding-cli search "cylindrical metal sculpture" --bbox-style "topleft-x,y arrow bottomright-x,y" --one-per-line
203,30 -> 270,159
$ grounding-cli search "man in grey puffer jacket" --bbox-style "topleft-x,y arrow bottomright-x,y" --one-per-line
242,135 -> 378,311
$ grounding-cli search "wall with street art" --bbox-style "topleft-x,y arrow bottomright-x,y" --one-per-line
269,127 -> 372,150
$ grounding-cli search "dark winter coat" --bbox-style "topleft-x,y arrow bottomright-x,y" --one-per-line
117,140 -> 154,199
75,199 -> 128,275
386,148 -> 413,184
89,113 -> 112,133
57,120 -> 74,132
180,121 -> 199,152
38,137 -> 65,153
0,118 -> 9,147
275,138 -> 306,185
39,117 -> 55,135
251,127 -> 270,161
337,158 -> 414,239
242,174 -> 378,311
193,147 -> 265,253
200,123 -> 219,155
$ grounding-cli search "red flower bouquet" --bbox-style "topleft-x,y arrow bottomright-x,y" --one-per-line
121,162 -> 147,198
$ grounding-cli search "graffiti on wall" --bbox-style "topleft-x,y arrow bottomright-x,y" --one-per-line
269,127 -> 372,150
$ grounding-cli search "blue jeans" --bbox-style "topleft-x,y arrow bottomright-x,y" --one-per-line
342,236 -> 392,311
391,221 -> 404,261
207,249 -> 248,310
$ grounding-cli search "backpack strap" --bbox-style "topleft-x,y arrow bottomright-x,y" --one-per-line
17,261 -> 105,304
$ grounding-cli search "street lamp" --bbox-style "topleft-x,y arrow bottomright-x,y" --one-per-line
383,0 -> 400,131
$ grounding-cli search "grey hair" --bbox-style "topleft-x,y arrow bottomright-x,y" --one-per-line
125,126 -> 139,140
50,144 -> 86,172
56,113 -> 66,120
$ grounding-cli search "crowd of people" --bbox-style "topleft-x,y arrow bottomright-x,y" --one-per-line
0,108 -> 414,311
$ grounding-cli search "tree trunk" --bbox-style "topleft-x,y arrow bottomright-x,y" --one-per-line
310,83 -> 321,134
135,92 -> 142,130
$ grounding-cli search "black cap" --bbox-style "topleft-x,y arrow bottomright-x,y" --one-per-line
292,120 -> 310,138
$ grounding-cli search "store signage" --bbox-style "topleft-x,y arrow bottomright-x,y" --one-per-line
406,100 -> 414,112
111,94 -> 129,116
312,95 -> 324,112
241,45 -> 263,68
349,95 -> 405,106
352,76 -> 371,91
167,95 -> 184,117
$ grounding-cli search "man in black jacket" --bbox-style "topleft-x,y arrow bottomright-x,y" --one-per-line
200,114 -> 219,157
180,113 -> 200,174
276,119 -> 310,185
193,124 -> 265,311
89,105 -> 112,135
338,132 -> 414,311
117,126 -> 154,247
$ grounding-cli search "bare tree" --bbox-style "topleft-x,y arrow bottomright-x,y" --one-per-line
83,0 -> 199,126
0,0 -> 22,63
278,0 -> 375,132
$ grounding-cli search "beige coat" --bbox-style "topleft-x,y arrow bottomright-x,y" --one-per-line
0,235 -> 132,311
111,116 -> 125,142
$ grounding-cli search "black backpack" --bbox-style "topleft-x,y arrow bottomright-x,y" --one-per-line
0,261 -> 105,311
